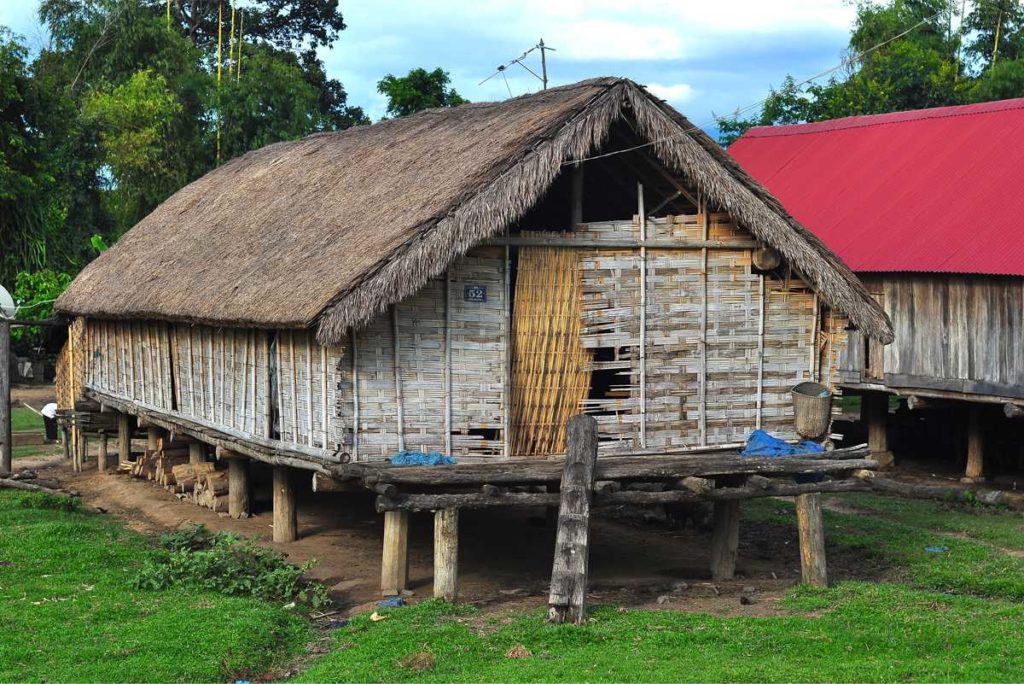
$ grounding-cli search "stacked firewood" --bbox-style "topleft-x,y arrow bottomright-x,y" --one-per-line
174,464 -> 229,512
122,438 -> 190,484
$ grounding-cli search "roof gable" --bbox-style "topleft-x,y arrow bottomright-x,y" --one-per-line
58,77 -> 893,344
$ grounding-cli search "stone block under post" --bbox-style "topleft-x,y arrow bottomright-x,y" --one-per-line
433,508 -> 459,601
381,510 -> 410,596
272,466 -> 298,542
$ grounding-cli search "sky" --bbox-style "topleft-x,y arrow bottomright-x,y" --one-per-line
0,0 -> 860,128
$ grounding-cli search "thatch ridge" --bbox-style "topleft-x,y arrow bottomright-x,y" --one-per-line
57,76 -> 892,344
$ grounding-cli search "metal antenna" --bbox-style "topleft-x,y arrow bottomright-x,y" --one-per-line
479,39 -> 556,92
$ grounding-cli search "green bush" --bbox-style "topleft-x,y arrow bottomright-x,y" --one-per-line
134,524 -> 331,611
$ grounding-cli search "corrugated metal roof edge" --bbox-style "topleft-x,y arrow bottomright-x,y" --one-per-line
739,97 -> 1024,139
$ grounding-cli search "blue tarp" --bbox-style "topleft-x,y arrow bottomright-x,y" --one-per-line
389,451 -> 457,466
740,429 -> 825,457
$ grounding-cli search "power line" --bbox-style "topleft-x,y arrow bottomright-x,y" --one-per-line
561,6 -> 947,166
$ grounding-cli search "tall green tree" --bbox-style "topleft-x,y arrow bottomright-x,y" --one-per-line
377,67 -> 467,118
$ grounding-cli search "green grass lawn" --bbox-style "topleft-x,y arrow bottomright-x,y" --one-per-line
12,406 -> 44,432
0,491 -> 310,682
300,494 -> 1024,683
2,487 -> 1022,682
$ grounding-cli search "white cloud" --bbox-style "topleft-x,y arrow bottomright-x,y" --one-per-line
645,82 -> 694,104
554,21 -> 685,61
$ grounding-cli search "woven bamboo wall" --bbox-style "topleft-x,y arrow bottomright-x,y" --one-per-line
573,213 -> 833,451
83,318 -> 174,411
334,247 -> 509,461
275,329 -> 346,451
170,325 -> 271,439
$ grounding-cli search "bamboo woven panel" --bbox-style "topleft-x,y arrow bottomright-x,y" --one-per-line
578,247 -> 641,452
83,319 -> 173,410
395,278 -> 446,454
510,244 -> 591,457
56,317 -> 86,410
170,324 -> 270,439
447,248 -> 508,457
759,279 -> 815,439
336,247 -> 508,462
276,329 -> 346,452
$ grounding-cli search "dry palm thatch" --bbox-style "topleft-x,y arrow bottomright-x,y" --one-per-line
57,77 -> 893,344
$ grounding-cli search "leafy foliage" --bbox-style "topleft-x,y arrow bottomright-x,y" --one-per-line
135,524 -> 332,610
717,0 -> 1024,146
377,67 -> 468,117
10,269 -> 72,352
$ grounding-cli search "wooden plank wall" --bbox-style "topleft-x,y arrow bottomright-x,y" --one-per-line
836,274 -> 1023,398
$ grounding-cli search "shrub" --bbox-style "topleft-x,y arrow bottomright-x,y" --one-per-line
135,524 -> 331,610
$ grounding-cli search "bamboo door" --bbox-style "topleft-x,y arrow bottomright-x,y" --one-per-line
509,246 -> 591,457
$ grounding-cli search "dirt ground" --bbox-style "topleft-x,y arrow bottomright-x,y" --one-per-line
12,441 -> 885,619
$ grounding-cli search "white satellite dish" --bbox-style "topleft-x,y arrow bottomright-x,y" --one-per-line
0,284 -> 17,320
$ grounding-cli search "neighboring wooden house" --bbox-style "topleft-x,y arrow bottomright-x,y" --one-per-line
731,97 -> 1024,481
55,78 -> 891,593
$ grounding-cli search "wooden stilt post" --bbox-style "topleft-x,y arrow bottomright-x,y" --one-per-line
227,456 -> 250,519
548,414 -> 599,625
117,413 -> 131,465
863,392 -> 893,468
963,404 -> 984,482
189,440 -> 206,464
76,432 -> 88,472
97,432 -> 109,473
61,425 -> 71,461
381,509 -> 410,596
0,319 -> 10,477
795,493 -> 827,587
433,508 -> 459,601
709,500 -> 740,580
272,466 -> 297,542
147,425 -> 161,454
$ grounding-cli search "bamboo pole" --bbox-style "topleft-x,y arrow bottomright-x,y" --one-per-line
445,269 -> 453,455
756,274 -> 766,430
699,195 -> 709,446
637,182 -> 647,449
351,331 -> 360,462
321,341 -> 329,449
392,305 -> 405,452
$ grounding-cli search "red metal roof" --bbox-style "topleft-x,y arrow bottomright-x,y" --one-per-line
730,98 -> 1024,277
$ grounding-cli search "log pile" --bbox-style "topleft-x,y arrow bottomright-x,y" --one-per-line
115,437 -> 230,512
122,439 -> 190,484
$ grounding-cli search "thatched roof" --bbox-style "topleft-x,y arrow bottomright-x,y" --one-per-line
57,77 -> 893,344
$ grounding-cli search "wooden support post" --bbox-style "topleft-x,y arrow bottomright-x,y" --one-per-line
709,500 -> 740,580
381,510 -> 410,596
76,432 -> 88,472
228,456 -> 250,519
272,466 -> 298,542
433,508 -> 459,601
0,319 -> 10,476
863,392 -> 893,468
548,414 -> 599,625
117,413 -> 131,465
189,440 -> 206,464
61,426 -> 71,461
964,404 -> 984,482
97,433 -> 109,473
795,493 -> 827,587
147,425 -> 161,454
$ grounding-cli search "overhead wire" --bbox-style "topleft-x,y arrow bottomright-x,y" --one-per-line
561,5 -> 949,166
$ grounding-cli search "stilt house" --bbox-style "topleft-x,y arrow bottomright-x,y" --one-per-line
54,77 -> 893,598
731,98 -> 1024,480
57,77 -> 890,463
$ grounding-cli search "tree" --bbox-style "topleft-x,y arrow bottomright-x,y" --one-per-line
377,67 -> 467,118
716,0 -> 965,145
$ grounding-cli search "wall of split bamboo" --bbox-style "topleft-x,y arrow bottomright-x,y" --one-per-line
75,219 -> 848,464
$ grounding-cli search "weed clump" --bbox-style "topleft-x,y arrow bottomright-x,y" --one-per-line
134,524 -> 331,610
